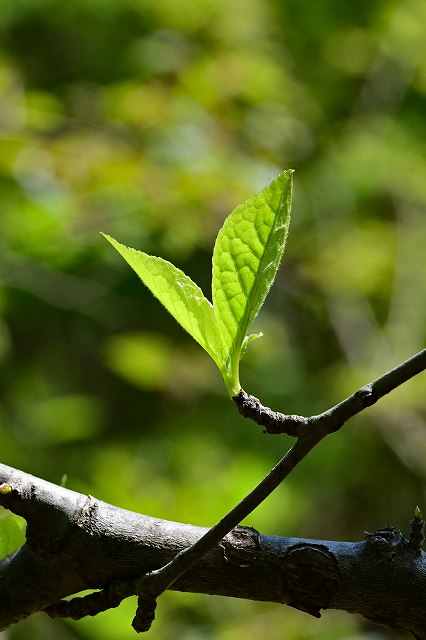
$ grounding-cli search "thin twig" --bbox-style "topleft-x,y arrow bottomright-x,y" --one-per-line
234,348 -> 426,435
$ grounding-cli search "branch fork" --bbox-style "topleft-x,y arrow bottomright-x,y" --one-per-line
1,348 -> 425,635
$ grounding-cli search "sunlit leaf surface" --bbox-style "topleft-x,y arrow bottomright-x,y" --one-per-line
212,171 -> 293,393
102,234 -> 225,371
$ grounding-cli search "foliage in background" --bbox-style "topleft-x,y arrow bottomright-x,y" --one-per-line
0,0 -> 425,638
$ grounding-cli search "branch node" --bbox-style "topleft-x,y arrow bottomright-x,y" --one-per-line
356,384 -> 378,407
233,390 -> 308,437
409,507 -> 425,553
282,543 -> 341,617
220,525 -> 260,566
365,526 -> 405,559
132,595 -> 157,633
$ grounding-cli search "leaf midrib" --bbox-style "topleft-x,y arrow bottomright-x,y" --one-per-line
230,187 -> 286,359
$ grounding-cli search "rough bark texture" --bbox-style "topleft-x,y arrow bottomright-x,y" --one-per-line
0,463 -> 425,637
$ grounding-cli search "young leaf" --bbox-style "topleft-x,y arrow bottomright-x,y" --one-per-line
212,170 -> 293,394
240,332 -> 263,359
102,234 -> 225,371
103,170 -> 293,397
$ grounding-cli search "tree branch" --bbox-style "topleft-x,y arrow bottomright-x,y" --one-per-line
0,463 -> 425,638
125,349 -> 426,625
233,348 -> 426,435
1,350 -> 424,635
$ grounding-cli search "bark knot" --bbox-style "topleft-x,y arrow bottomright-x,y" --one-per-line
281,543 -> 341,618
220,526 -> 260,568
365,526 -> 405,559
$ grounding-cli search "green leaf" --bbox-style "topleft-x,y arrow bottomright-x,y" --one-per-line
240,332 -> 263,359
102,234 -> 225,372
212,170 -> 293,394
103,170 -> 293,397
0,508 -> 26,560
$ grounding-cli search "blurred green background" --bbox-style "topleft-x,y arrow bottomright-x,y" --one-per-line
0,0 -> 425,638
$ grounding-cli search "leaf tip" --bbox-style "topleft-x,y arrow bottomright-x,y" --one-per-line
100,232 -> 116,245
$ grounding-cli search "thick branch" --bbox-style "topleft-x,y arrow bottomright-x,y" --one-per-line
0,464 -> 425,638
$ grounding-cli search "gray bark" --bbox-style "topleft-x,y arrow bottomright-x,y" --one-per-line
0,463 -> 425,638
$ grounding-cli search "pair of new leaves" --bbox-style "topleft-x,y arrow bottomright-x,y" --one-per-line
104,170 -> 293,397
